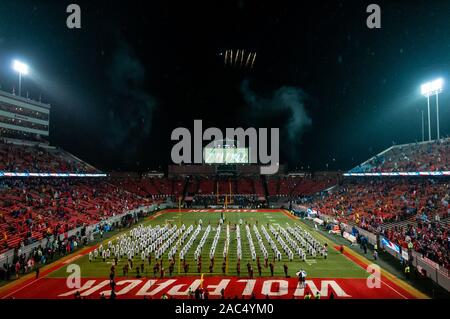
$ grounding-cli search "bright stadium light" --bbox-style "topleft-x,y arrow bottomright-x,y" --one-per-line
12,59 -> 29,97
421,78 -> 443,96
13,60 -> 29,75
421,78 -> 444,140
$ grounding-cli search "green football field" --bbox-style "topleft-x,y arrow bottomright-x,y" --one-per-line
49,209 -> 367,279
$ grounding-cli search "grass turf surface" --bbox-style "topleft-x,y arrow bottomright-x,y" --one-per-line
49,210 -> 367,279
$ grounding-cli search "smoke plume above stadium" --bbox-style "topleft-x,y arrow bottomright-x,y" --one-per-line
240,79 -> 312,162
105,38 -> 157,165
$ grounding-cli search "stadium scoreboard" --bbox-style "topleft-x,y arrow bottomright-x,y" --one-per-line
203,147 -> 249,164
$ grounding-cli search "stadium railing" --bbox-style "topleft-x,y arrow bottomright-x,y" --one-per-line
380,240 -> 450,292
411,250 -> 450,292
341,223 -> 378,246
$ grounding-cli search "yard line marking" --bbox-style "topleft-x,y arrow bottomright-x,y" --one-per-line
2,276 -> 45,299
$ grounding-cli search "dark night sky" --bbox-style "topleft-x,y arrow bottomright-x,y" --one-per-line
0,0 -> 450,172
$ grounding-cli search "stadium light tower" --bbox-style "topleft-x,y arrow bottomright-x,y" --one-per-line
421,78 -> 444,140
421,110 -> 424,142
12,60 -> 29,97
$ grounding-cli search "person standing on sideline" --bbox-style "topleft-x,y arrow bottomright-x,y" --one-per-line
15,261 -> 20,279
404,265 -> 410,279
35,264 -> 40,279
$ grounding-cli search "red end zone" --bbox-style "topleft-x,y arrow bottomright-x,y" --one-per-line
1,276 -> 417,299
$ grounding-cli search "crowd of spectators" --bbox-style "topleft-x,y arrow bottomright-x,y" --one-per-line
110,175 -> 338,203
303,178 -> 450,269
268,174 -> 338,197
0,210 -> 146,282
0,178 -> 150,253
111,177 -> 183,200
189,194 -> 264,208
0,234 -> 84,282
0,140 -> 99,173
350,138 -> 450,173
384,219 -> 449,269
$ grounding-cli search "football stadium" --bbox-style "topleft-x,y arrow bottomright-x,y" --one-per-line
0,0 -> 449,309
0,120 -> 447,300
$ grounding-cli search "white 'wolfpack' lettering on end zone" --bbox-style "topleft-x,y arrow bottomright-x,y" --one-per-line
58,278 -> 351,298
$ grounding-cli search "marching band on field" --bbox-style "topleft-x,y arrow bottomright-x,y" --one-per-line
88,218 -> 328,275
